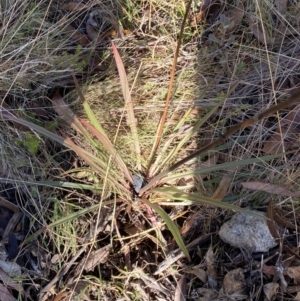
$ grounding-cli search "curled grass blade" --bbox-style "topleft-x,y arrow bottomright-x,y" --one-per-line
112,42 -> 141,170
142,197 -> 190,261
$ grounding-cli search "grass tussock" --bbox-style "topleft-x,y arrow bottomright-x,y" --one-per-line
0,0 -> 300,300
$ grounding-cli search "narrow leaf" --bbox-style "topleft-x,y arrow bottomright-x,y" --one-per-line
146,0 -> 193,171
154,187 -> 246,212
212,175 -> 232,200
51,90 -> 87,134
242,181 -> 300,197
80,118 -> 133,183
112,42 -> 141,170
142,198 -> 190,261
0,178 -> 100,190
164,152 -> 292,181
151,94 -> 223,176
72,73 -> 108,137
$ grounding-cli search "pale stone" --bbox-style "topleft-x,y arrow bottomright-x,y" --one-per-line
219,211 -> 277,253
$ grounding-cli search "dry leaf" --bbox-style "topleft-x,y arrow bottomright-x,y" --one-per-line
51,90 -> 82,133
72,245 -> 110,278
266,202 -> 281,244
185,266 -> 207,283
63,24 -> 90,46
124,244 -> 132,271
180,210 -> 202,236
212,175 -> 232,200
205,246 -> 217,287
0,268 -> 23,296
86,23 -> 99,41
263,105 -> 300,154
241,181 -> 300,197
278,105 -> 300,127
0,261 -> 21,277
155,235 -> 211,275
191,0 -> 223,25
0,283 -> 17,301
262,132 -> 288,154
262,264 -> 277,275
287,267 -> 300,284
287,285 -> 300,294
196,288 -> 218,301
84,245 -> 110,272
68,280 -> 91,301
61,2 -> 87,10
263,283 -> 279,301
135,267 -> 169,296
223,2 -> 244,35
86,24 -> 112,44
221,268 -> 246,296
270,207 -> 299,232
52,291 -> 69,301
174,276 -> 187,301
294,292 -> 300,300
248,16 -> 274,44
0,196 -> 19,213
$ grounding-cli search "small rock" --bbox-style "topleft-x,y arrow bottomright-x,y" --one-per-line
219,211 -> 277,253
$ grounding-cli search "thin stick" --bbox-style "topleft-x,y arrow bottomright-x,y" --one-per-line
146,0 -> 193,174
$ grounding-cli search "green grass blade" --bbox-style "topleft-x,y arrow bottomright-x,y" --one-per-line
164,152 -> 290,181
23,200 -> 111,244
153,93 -> 223,175
154,187 -> 266,218
35,181 -> 101,190
80,118 -> 133,183
142,198 -> 191,261
51,90 -> 103,149
72,73 -> 108,137
154,187 -> 244,211
0,178 -> 101,190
